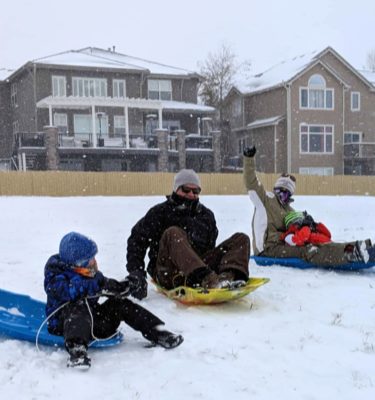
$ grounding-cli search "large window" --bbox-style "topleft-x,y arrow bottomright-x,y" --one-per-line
300,124 -> 334,153
52,76 -> 66,97
300,74 -> 333,109
148,79 -> 172,100
72,78 -> 107,97
113,79 -> 126,98
299,167 -> 334,176
114,116 -> 125,135
351,92 -> 360,111
73,114 -> 108,135
54,113 -> 68,134
11,83 -> 17,107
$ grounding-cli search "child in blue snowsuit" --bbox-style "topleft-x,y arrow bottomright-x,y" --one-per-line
44,232 -> 183,368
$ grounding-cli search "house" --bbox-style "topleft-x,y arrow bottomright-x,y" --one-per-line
223,47 -> 375,176
0,47 -> 219,172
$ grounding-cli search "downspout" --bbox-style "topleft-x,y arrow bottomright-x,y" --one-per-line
33,63 -> 38,131
342,85 -> 347,173
285,83 -> 292,173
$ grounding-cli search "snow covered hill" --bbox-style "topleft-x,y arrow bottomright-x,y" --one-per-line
0,195 -> 374,400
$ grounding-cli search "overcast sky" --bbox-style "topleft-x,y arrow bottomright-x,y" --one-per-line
1,0 -> 375,74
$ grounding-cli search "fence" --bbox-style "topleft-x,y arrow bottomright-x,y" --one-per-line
0,171 -> 375,196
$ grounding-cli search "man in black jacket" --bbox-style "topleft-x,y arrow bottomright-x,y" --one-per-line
126,169 -> 250,300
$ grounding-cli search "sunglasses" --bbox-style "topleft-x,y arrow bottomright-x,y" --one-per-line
180,185 -> 201,195
281,173 -> 296,182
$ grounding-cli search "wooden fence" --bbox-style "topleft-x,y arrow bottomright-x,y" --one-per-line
0,171 -> 374,196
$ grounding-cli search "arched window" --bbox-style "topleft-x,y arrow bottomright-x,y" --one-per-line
300,74 -> 333,109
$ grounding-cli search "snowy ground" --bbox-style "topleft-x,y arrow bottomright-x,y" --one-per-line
0,194 -> 374,400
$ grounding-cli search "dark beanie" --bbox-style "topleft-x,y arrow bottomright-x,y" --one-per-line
59,232 -> 98,267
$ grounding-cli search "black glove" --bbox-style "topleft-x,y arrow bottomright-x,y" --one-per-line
127,270 -> 148,300
243,146 -> 256,158
102,278 -> 130,297
302,211 -> 317,231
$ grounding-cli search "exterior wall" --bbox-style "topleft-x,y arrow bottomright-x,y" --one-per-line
320,52 -> 375,143
0,82 -> 13,158
290,63 -> 345,174
244,87 -> 286,124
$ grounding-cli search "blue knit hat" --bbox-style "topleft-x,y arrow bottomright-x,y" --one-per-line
59,232 -> 98,267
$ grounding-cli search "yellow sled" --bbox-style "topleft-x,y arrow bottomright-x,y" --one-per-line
153,277 -> 270,305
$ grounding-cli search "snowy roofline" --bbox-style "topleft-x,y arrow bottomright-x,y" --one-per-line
4,47 -> 201,81
232,46 -> 375,96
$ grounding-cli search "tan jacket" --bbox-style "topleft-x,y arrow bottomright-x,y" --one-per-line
243,157 -> 294,255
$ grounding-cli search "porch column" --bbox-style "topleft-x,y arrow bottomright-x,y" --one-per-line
156,129 -> 169,172
48,105 -> 53,126
158,107 -> 163,129
91,105 -> 97,147
44,126 -> 59,170
124,105 -> 130,148
176,129 -> 186,170
211,130 -> 221,172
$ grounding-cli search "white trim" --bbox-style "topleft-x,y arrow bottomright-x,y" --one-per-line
299,123 -> 334,154
113,79 -> 126,98
299,167 -> 334,176
52,75 -> 66,97
350,91 -> 360,111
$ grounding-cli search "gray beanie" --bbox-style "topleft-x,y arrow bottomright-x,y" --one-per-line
173,169 -> 201,192
274,175 -> 296,195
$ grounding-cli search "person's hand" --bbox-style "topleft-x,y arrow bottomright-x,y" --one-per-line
101,278 -> 130,297
243,146 -> 256,158
127,270 -> 148,300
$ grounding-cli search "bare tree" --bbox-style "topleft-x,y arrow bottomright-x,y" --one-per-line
198,44 -> 238,123
366,49 -> 375,71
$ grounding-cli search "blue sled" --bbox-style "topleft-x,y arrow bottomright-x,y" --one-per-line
0,288 -> 123,348
251,256 -> 375,271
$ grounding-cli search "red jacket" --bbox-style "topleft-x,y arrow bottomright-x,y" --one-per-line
280,223 -> 331,246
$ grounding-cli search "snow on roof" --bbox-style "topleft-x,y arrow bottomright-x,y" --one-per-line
33,47 -> 197,77
36,95 -> 215,113
357,69 -> 375,85
246,115 -> 285,129
234,50 -> 320,94
0,68 -> 15,81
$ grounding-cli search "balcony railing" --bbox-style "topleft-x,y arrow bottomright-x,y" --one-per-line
17,132 -> 45,147
344,143 -> 375,158
19,132 -> 214,150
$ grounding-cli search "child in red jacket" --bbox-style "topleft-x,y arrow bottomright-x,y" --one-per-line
281,211 -> 331,246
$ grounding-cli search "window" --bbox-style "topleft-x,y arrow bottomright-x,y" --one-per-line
299,167 -> 334,176
113,79 -> 126,98
300,124 -> 334,153
11,83 -> 17,107
232,97 -> 242,117
351,92 -> 360,111
73,114 -> 109,135
300,74 -> 334,109
54,113 -> 68,134
52,76 -> 66,97
12,120 -> 19,134
148,79 -> 172,100
114,116 -> 125,135
72,78 -> 107,97
344,132 -> 361,144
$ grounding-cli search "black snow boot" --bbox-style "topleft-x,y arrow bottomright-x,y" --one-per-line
66,343 -> 91,369
144,326 -> 184,349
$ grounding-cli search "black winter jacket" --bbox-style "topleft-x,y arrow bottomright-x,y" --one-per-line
126,192 -> 218,278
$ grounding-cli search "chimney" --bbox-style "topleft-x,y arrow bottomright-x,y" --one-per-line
112,45 -> 116,53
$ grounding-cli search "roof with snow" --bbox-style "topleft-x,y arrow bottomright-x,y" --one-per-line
0,68 -> 15,81
31,47 -> 198,77
233,47 -> 375,95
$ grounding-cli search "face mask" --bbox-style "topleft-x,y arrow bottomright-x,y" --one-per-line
274,188 -> 292,204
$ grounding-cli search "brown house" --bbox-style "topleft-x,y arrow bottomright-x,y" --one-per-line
0,47 -> 219,172
224,47 -> 375,176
